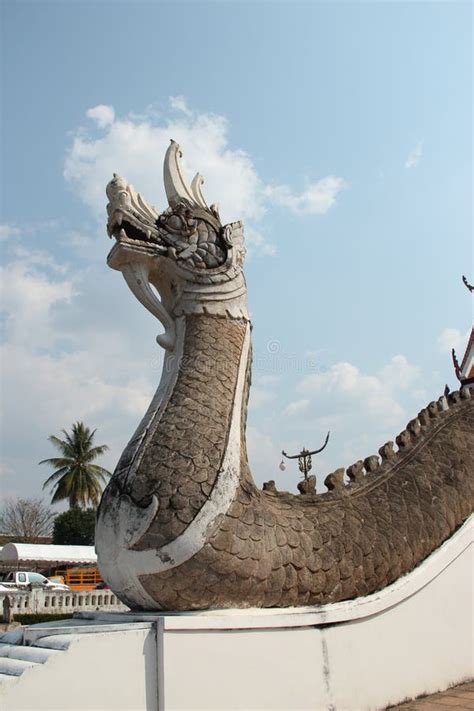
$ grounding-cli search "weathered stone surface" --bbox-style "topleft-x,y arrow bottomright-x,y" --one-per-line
297,475 -> 317,495
364,456 -> 380,473
96,142 -> 474,612
378,441 -> 396,462
129,314 -> 246,550
346,460 -> 365,483
139,381 -> 474,610
324,469 -> 345,491
396,430 -> 411,449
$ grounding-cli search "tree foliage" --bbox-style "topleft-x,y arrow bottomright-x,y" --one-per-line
0,498 -> 55,542
52,508 -> 96,545
40,422 -> 111,509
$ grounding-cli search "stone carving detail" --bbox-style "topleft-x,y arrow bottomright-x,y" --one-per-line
324,469 -> 345,491
346,460 -> 365,483
298,475 -> 317,495
363,456 -> 380,473
378,442 -> 395,462
96,142 -> 474,611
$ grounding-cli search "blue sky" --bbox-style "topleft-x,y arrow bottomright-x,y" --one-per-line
1,1 -> 472,504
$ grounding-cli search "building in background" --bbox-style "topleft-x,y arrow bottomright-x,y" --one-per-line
0,543 -> 102,590
451,276 -> 474,388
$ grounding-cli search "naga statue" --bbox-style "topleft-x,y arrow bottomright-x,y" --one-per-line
96,141 -> 473,611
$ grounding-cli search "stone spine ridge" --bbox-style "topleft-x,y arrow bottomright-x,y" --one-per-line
316,387 -> 472,496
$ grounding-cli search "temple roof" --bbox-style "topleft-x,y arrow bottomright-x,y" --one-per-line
453,276 -> 474,384
459,326 -> 474,381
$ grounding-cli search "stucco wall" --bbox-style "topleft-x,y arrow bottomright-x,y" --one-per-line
1,517 -> 472,711
1,628 -> 157,711
162,549 -> 472,710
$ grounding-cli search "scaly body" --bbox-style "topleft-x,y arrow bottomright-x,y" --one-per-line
96,142 -> 473,610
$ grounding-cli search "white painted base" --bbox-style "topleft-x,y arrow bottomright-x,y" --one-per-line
0,517 -> 472,711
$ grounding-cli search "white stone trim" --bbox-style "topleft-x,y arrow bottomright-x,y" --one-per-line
127,322 -> 249,575
121,262 -> 175,351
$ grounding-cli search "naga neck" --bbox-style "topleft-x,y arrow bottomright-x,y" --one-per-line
96,311 -> 252,608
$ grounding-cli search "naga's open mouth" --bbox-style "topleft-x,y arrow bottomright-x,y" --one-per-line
105,141 -> 237,271
106,174 -> 169,255
108,213 -> 165,250
119,219 -> 149,242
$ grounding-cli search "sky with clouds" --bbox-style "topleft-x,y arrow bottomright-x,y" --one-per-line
1,1 -> 472,507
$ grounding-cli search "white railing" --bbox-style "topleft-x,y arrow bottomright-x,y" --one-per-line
0,589 -> 127,615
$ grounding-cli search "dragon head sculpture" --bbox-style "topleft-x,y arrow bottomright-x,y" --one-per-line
106,140 -> 248,350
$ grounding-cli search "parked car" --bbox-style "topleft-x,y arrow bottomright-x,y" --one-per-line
1,571 -> 70,592
47,575 -> 66,585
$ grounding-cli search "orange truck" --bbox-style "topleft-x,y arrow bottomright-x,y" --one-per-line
53,567 -> 103,591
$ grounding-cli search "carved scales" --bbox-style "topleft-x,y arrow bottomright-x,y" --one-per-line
96,142 -> 474,611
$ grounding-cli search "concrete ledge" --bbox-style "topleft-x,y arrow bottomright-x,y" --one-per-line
1,518 -> 472,710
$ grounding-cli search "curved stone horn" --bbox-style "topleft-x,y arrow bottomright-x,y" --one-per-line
164,140 -> 201,208
191,173 -> 209,209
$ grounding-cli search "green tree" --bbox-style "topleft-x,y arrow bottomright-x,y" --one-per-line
52,508 -> 96,545
40,422 -> 111,509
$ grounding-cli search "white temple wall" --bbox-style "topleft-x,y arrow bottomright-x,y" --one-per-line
1,628 -> 157,711
1,518 -> 472,711
162,548 -> 472,710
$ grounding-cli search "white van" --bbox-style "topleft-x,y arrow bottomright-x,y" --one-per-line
1,571 -> 70,591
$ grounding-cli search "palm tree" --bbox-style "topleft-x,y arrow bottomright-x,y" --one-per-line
40,422 -> 111,509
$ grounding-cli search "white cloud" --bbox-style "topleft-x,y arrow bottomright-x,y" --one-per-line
0,224 -> 20,241
438,327 -> 470,354
278,352 -> 433,479
2,344 -> 152,422
0,242 -> 161,499
86,104 -> 115,128
0,256 -> 76,347
284,399 -> 310,416
266,176 -> 347,215
65,105 -> 265,224
244,226 -> 276,257
301,360 -> 405,425
64,99 -> 346,247
169,95 -> 192,116
255,375 -> 281,387
405,140 -> 423,169
249,387 -> 276,408
378,355 -> 420,389
59,229 -> 105,262
247,427 -> 280,487
1,340 -> 154,499
11,245 -> 68,273
248,374 -> 282,409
